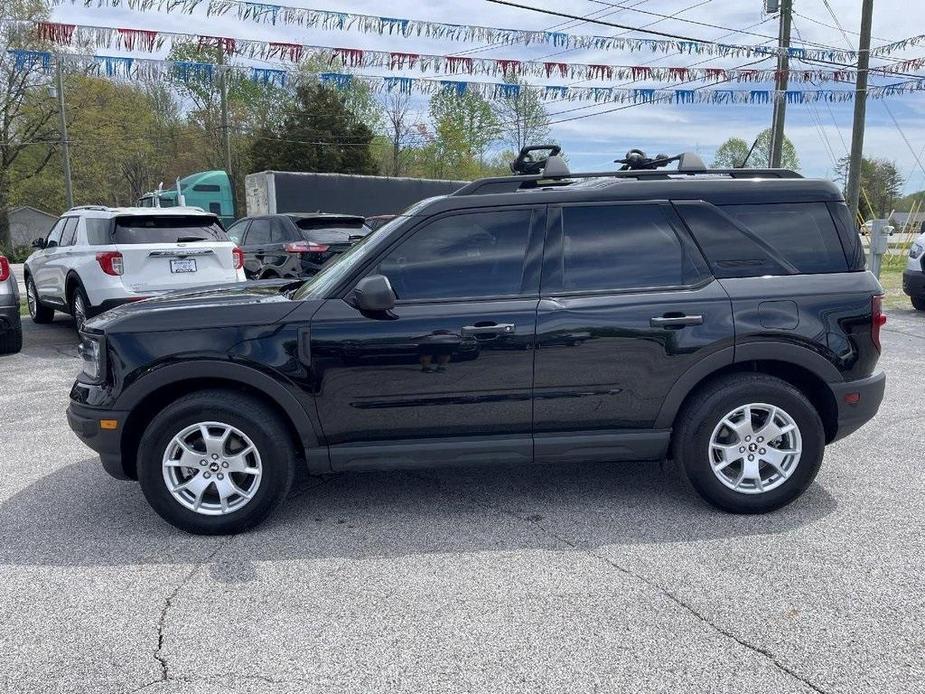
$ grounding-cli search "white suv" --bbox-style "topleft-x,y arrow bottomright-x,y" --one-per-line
24,206 -> 246,332
903,226 -> 925,311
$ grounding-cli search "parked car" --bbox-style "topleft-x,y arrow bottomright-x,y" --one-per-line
67,151 -> 886,534
860,220 -> 895,236
0,254 -> 22,354
902,225 -> 925,310
24,206 -> 245,333
225,213 -> 371,280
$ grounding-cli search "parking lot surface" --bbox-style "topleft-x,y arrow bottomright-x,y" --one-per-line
0,311 -> 922,694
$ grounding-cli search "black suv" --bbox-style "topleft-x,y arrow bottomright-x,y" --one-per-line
67,152 -> 886,534
225,213 -> 371,279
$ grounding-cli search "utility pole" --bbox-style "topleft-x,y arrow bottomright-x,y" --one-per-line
846,0 -> 875,225
217,51 -> 234,213
769,0 -> 792,168
55,56 -> 73,208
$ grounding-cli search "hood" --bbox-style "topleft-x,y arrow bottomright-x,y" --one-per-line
86,279 -> 304,333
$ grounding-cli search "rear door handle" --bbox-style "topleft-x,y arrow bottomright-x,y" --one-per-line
650,314 -> 703,328
461,323 -> 515,336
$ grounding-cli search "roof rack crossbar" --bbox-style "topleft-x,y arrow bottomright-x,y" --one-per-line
453,167 -> 803,197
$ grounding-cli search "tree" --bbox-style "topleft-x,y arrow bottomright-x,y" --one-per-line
380,92 -> 417,176
491,77 -> 551,153
249,83 -> 377,174
427,88 -> 500,178
712,129 -> 800,170
837,156 -> 904,219
1,0 -> 58,246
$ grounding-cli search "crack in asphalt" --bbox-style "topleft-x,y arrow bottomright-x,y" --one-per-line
407,471 -> 830,694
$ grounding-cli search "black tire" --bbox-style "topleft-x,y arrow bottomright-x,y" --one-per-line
0,321 -> 22,355
137,389 -> 296,534
26,276 -> 54,324
68,282 -> 92,333
672,373 -> 825,514
911,296 -> 925,311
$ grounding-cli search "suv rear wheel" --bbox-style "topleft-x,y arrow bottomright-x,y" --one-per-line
673,374 -> 824,513
26,276 -> 54,324
911,297 -> 925,311
137,390 -> 296,534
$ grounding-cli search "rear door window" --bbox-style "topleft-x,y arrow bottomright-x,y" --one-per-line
553,204 -> 707,292
225,220 -> 248,245
244,219 -> 271,246
721,202 -> 848,273
111,216 -> 227,244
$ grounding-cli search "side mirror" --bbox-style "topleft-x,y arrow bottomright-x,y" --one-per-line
32,237 -> 46,249
352,274 -> 396,312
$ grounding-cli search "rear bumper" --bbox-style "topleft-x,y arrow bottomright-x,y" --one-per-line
902,270 -> 925,298
828,371 -> 886,442
66,400 -> 132,479
0,302 -> 20,332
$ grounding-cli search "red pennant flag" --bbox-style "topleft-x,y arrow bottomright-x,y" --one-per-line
37,22 -> 76,44
544,62 -> 568,78
269,42 -> 303,62
118,28 -> 158,51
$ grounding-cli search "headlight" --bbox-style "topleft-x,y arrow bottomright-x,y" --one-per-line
910,244 -> 924,260
77,333 -> 104,383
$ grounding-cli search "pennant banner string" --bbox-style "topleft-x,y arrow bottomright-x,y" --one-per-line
11,21 -> 917,84
9,50 -> 925,105
41,0 -> 877,62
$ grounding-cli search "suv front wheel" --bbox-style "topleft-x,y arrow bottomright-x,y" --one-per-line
673,374 -> 825,514
138,390 -> 296,534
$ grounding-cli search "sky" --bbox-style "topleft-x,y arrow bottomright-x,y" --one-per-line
48,0 -> 925,193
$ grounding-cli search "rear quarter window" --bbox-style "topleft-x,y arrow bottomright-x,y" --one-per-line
720,202 -> 849,274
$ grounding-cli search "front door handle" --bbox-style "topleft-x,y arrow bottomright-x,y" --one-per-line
650,314 -> 703,328
461,323 -> 515,337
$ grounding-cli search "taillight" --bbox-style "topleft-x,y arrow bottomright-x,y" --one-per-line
96,251 -> 123,276
871,295 -> 886,352
285,241 -> 329,254
233,246 -> 244,270
0,256 -> 9,282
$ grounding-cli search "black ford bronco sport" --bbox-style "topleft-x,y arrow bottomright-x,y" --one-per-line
67,149 -> 886,534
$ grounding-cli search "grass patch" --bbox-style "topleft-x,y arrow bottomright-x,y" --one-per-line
879,255 -> 910,311
19,298 -> 28,316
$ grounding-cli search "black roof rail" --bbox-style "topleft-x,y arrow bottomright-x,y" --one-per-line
453,167 -> 803,197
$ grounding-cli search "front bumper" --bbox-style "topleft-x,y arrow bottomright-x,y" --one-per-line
66,400 -> 132,479
902,270 -> 925,298
828,371 -> 886,442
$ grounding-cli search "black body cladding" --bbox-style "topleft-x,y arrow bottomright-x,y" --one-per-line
69,172 -> 884,481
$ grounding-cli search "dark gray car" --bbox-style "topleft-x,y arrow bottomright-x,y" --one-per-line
0,254 -> 22,354
226,213 -> 371,280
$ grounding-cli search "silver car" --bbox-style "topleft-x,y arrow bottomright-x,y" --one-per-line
0,254 -> 22,354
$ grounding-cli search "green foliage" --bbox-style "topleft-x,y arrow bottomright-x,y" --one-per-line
491,77 -> 552,153
249,83 -> 377,174
835,156 -> 905,219
894,189 -> 925,212
712,129 -> 800,170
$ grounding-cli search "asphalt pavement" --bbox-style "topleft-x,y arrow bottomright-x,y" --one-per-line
0,310 -> 922,694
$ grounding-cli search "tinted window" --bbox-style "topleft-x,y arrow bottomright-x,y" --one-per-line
85,218 -> 112,245
60,217 -> 79,246
208,202 -> 222,215
194,184 -> 221,192
559,204 -> 700,291
374,210 -> 533,301
270,220 -> 290,243
296,217 -> 370,243
45,219 -> 66,247
245,219 -> 271,246
721,203 -> 848,273
111,215 -> 227,244
675,202 -> 792,278
225,220 -> 248,245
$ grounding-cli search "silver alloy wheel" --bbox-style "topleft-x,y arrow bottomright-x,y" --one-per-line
73,292 -> 86,331
162,421 -> 263,516
708,403 -> 802,494
26,280 -> 36,317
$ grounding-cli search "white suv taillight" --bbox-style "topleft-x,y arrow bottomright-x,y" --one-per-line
0,255 -> 9,282
233,246 -> 245,270
96,251 -> 123,276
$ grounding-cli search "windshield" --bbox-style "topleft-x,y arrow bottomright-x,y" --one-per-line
291,216 -> 409,300
112,215 -> 227,244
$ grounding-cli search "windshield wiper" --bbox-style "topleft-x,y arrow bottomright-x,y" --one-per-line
177,236 -> 208,243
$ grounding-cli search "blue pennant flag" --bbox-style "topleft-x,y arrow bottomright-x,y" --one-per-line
320,72 -> 354,89
544,85 -> 568,99
750,90 -> 770,104
9,49 -> 52,72
173,61 -> 213,83
495,83 -> 522,99
244,2 -> 280,24
384,76 -> 413,94
785,90 -> 804,104
251,67 -> 287,87
379,17 -> 410,34
633,88 -> 655,103
544,31 -> 568,47
96,55 -> 133,77
440,80 -> 467,96
675,89 -> 695,104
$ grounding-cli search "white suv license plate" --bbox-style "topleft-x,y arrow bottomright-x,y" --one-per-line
170,258 -> 197,274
